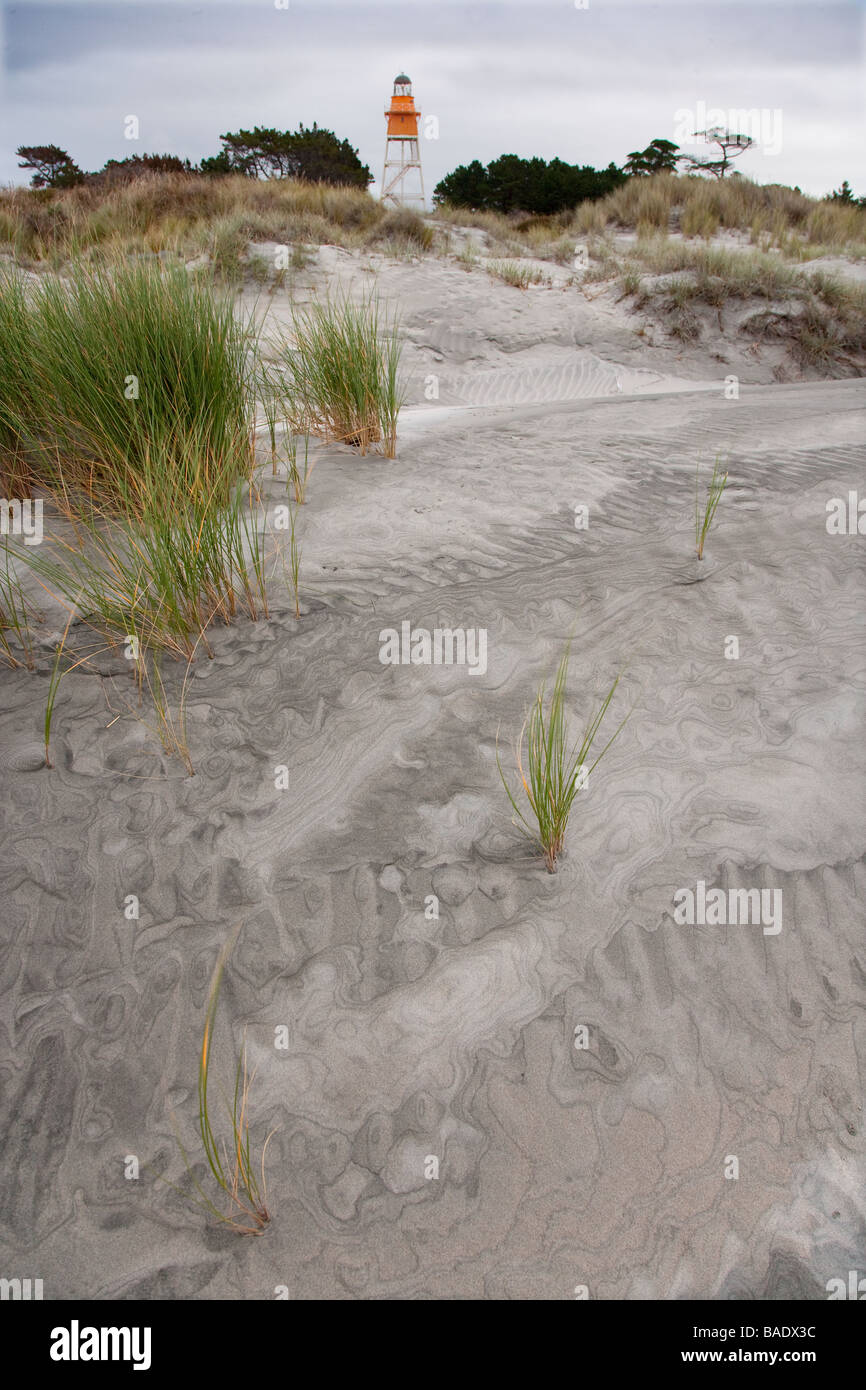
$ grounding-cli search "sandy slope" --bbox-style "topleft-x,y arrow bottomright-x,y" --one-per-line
0,248 -> 864,1300
253,238 -> 799,399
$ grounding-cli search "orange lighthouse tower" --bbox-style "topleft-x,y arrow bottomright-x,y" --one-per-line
382,73 -> 425,210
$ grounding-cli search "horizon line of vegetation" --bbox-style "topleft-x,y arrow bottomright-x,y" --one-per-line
13,130 -> 864,221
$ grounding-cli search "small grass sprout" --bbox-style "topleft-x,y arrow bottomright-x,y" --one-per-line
138,650 -> 195,776
695,454 -> 729,560
287,504 -> 301,618
497,647 -> 628,873
286,430 -> 314,504
43,604 -> 92,770
169,929 -> 276,1235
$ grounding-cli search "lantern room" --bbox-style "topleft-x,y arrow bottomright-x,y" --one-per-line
385,73 -> 421,140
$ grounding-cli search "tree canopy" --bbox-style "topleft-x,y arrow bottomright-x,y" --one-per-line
16,145 -> 85,188
681,129 -> 754,179
92,153 -> 196,186
624,139 -> 681,177
827,179 -> 865,208
433,154 -> 626,214
199,124 -> 371,185
16,125 -> 371,190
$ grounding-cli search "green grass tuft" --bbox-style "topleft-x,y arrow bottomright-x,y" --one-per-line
497,646 -> 628,872
0,258 -> 257,508
487,259 -> 548,289
280,292 -> 404,457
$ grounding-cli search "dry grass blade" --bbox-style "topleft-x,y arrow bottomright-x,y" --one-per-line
0,545 -> 36,669
287,503 -> 301,618
285,431 -> 314,504
167,927 -> 276,1235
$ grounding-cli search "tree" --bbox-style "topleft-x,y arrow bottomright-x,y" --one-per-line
199,149 -> 234,178
827,180 -> 865,208
213,128 -> 290,178
16,144 -> 85,188
573,162 -> 625,203
289,123 -> 371,186
430,159 -> 488,209
624,139 -> 680,177
681,128 -> 754,179
91,153 -> 195,186
201,123 -> 371,185
433,155 -> 626,214
486,153 -> 538,214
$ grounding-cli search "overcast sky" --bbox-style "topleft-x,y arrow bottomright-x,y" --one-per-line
1,0 -> 863,198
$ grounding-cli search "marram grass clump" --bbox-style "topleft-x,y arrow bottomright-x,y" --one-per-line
497,647 -> 629,872
280,292 -> 404,457
0,173 -> 386,266
0,258 -> 280,770
0,257 -> 257,508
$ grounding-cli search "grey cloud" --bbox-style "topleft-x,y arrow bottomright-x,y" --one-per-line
1,2 -> 863,195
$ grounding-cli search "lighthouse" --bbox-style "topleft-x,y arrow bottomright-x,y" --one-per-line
381,73 -> 425,210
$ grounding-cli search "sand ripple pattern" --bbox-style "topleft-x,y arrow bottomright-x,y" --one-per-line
443,355 -> 700,406
0,380 -> 863,1299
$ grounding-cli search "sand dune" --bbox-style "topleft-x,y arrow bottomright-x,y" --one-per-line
0,243 -> 864,1300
